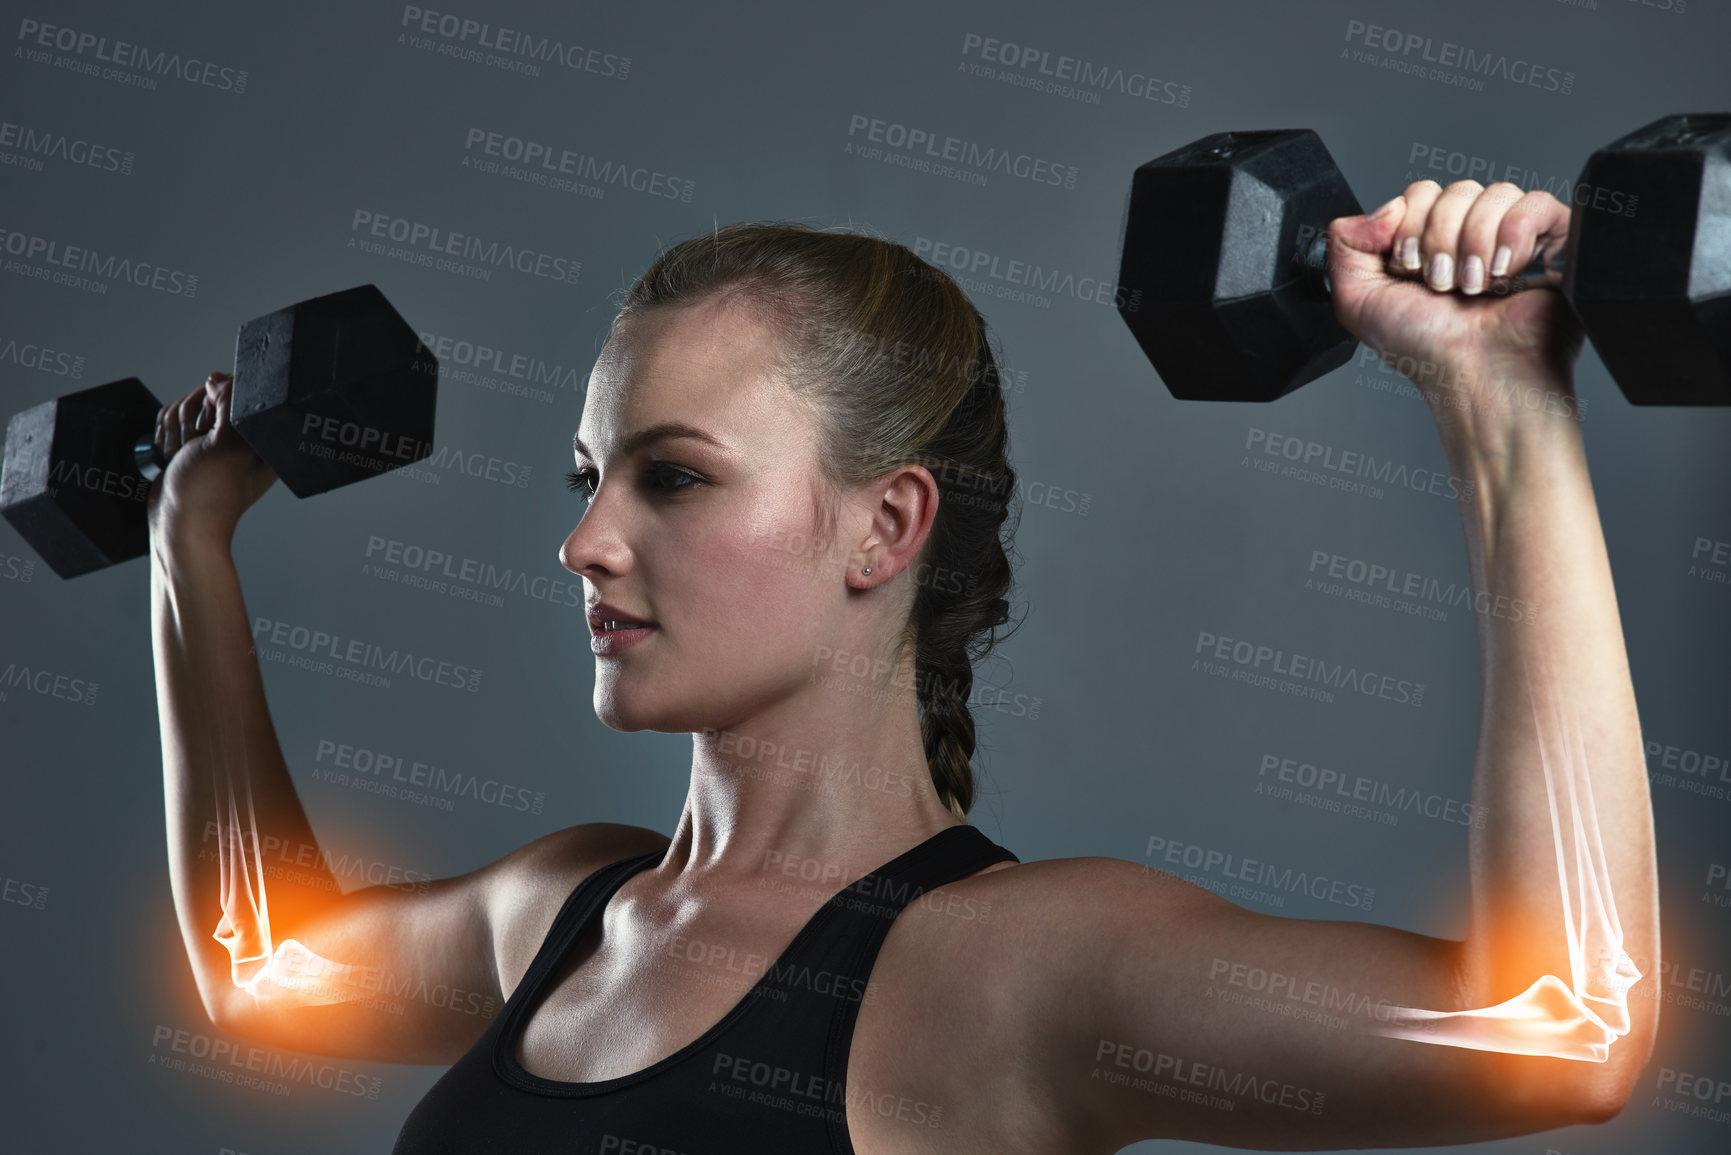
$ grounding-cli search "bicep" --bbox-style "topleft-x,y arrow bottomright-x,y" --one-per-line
214,871 -> 502,1064
212,822 -> 665,1065
1018,859 -> 1621,1151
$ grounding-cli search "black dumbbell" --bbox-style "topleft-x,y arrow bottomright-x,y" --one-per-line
0,283 -> 440,579
1116,113 -> 1731,404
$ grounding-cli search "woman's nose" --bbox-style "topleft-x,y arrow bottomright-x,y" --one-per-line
558,502 -> 627,576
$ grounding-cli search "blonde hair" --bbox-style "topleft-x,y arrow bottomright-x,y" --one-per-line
612,221 -> 1023,819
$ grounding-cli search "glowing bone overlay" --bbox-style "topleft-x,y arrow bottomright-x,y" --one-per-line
210,772 -> 365,1006
1362,654 -> 1642,1062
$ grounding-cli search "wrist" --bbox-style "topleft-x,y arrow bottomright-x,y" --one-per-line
1447,408 -> 1594,563
1417,363 -> 1585,471
150,518 -> 236,576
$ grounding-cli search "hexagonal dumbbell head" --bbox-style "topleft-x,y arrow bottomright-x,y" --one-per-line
1118,129 -> 1363,401
0,377 -> 162,578
0,284 -> 439,579
231,283 -> 438,495
1561,113 -> 1731,406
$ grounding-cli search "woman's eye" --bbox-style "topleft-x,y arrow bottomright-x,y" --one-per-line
564,469 -> 597,502
648,463 -> 700,493
563,465 -> 700,504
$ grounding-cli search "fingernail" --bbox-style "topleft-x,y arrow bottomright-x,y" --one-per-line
1428,252 -> 1454,290
1368,195 -> 1403,221
1460,255 -> 1484,294
1490,245 -> 1512,277
1399,237 -> 1420,270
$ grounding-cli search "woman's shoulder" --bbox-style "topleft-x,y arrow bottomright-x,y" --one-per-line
889,852 -> 1222,985
484,822 -> 672,993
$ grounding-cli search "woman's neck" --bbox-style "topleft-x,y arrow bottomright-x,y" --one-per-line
661,688 -> 959,896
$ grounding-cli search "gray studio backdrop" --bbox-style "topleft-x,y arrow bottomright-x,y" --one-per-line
2,0 -> 1728,1152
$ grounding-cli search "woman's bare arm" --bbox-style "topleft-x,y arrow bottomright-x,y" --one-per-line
997,183 -> 1658,1150
147,373 -> 666,1062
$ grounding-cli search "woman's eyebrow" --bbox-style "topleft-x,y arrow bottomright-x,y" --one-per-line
572,422 -> 730,459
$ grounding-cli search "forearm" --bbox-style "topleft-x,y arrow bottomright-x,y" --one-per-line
151,530 -> 340,1020
1440,382 -> 1658,1083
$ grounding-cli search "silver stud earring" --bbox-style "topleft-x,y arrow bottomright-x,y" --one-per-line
862,566 -> 872,575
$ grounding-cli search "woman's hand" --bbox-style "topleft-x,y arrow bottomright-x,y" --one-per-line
145,370 -> 279,548
1325,181 -> 1587,447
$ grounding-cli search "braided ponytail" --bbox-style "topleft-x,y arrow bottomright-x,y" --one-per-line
613,223 -> 1024,818
913,320 -> 1018,820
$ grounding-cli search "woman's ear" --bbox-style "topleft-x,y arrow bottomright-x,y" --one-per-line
851,463 -> 939,587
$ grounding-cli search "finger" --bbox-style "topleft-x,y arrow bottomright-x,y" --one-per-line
1418,180 -> 1485,291
1457,182 -> 1526,295
162,395 -> 187,457
175,390 -> 202,451
1492,190 -> 1570,281
1324,194 -> 1408,289
1391,180 -> 1443,274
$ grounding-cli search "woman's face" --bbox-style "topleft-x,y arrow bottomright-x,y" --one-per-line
559,298 -> 859,734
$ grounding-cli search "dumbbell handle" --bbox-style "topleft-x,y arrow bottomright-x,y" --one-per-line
1299,232 -> 1566,295
133,436 -> 170,482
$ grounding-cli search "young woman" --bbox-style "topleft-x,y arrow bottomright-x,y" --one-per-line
149,182 -> 1657,1153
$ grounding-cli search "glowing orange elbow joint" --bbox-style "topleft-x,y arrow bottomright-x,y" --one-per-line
209,773 -> 362,1007
1363,652 -> 1643,1062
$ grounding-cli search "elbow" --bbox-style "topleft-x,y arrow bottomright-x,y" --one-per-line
196,976 -> 253,1040
1574,1078 -> 1635,1127
1565,1042 -> 1653,1128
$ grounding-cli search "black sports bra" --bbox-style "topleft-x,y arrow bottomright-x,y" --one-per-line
392,823 -> 1019,1153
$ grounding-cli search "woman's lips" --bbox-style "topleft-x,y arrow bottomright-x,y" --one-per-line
590,623 -> 655,655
